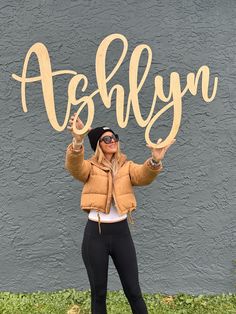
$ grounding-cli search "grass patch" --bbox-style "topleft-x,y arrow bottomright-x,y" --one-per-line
0,289 -> 235,313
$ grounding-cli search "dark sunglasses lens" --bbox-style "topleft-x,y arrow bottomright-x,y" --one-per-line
103,136 -> 111,144
100,134 -> 119,144
101,135 -> 119,144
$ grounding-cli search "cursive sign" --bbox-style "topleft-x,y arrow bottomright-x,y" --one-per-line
12,33 -> 218,148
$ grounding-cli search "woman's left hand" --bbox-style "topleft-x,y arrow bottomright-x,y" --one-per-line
146,138 -> 176,161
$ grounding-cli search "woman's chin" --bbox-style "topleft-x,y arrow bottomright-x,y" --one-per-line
108,148 -> 117,153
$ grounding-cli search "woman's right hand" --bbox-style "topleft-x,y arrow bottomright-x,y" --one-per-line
67,113 -> 91,142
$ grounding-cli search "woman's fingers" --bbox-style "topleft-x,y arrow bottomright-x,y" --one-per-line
69,115 -> 82,127
70,113 -> 88,129
68,114 -> 87,137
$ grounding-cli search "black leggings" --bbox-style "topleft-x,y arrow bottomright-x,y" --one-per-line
81,218 -> 148,314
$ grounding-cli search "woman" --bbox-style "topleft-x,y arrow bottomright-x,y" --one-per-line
65,113 -> 176,314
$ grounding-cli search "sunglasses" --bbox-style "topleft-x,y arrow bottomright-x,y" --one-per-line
99,134 -> 119,144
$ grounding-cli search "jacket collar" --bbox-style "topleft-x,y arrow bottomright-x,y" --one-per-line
88,153 -> 127,171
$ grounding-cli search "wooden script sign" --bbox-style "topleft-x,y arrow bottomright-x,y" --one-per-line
12,33 -> 218,148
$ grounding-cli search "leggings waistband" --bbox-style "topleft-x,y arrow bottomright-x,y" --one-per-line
85,218 -> 132,236
88,210 -> 135,235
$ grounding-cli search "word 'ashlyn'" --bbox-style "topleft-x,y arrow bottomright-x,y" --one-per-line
12,33 -> 218,148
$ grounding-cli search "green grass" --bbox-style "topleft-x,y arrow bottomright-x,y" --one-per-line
0,289 -> 235,314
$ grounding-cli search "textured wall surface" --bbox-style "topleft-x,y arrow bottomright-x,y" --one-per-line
0,0 -> 235,295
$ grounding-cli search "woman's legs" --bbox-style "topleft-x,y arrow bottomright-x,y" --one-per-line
110,230 -> 148,314
81,222 -> 109,314
81,219 -> 148,314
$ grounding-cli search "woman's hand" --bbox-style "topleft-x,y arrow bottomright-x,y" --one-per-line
67,113 -> 92,142
146,138 -> 176,161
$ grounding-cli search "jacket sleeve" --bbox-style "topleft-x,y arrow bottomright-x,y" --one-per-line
129,158 -> 163,186
64,142 -> 92,183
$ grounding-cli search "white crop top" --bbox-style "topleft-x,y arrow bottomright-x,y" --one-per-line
88,197 -> 127,223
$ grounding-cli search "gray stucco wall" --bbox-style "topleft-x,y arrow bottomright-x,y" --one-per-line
0,0 -> 235,295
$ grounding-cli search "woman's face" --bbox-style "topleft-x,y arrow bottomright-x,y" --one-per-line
99,131 -> 118,155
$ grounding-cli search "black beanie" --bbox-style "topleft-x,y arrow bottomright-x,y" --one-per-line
88,126 -> 116,151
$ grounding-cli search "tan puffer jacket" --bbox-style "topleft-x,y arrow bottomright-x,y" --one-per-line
65,142 -> 163,233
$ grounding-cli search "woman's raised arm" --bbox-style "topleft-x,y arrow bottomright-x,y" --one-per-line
129,158 -> 163,186
65,113 -> 92,183
129,137 -> 176,186
65,142 -> 91,183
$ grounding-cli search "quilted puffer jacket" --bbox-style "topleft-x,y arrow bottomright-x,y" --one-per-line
65,142 -> 163,234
